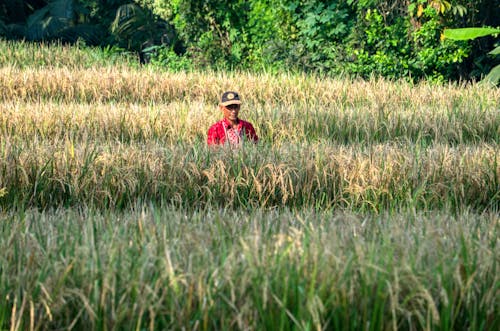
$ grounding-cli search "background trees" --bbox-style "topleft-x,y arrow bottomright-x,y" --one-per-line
0,1 -> 176,49
1,0 -> 498,82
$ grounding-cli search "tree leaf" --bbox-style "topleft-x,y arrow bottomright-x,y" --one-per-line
417,5 -> 423,17
26,6 -> 50,29
489,46 -> 500,56
482,64 -> 500,85
443,27 -> 500,40
58,24 -> 101,43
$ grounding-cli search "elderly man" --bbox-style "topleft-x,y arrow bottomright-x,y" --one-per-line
207,91 -> 258,146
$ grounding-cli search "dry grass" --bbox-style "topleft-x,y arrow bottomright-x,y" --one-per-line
1,139 -> 498,211
1,100 -> 499,146
0,39 -> 137,68
0,42 -> 499,330
1,66 -> 499,108
1,70 -> 498,210
1,207 -> 498,330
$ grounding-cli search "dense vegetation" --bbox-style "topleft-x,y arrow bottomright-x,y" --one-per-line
2,208 -> 498,330
1,0 -> 499,81
0,41 -> 499,330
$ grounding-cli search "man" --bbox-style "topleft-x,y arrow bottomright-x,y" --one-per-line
207,91 -> 258,146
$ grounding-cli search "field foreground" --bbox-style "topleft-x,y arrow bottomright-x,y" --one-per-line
0,42 -> 499,330
1,207 -> 498,330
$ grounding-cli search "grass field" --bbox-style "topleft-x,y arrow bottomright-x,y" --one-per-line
0,40 -> 499,330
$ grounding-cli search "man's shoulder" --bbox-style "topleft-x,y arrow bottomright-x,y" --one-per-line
240,119 -> 255,128
208,120 -> 224,131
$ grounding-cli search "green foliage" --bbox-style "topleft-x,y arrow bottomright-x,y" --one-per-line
2,0 -> 499,81
483,65 -> 500,84
410,6 -> 470,82
145,0 -> 485,81
444,27 -> 500,84
110,3 -> 177,56
344,8 -> 411,78
278,0 -> 352,72
0,0 -> 100,43
146,44 -> 194,71
0,0 -> 180,63
444,27 -> 500,40
150,0 -> 252,68
343,2 -> 471,81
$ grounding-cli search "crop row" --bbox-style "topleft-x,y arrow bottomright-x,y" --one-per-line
1,140 -> 497,211
1,207 -> 497,330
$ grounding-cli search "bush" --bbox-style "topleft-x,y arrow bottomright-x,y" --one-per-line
147,45 -> 194,71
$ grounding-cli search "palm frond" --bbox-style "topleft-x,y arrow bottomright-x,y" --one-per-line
111,4 -> 149,36
25,0 -> 77,41
58,24 -> 102,44
48,0 -> 74,20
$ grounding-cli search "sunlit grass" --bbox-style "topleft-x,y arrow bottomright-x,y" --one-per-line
1,100 -> 498,145
1,66 -> 499,108
0,39 -> 137,68
0,207 -> 498,330
0,140 -> 498,211
0,41 -> 499,331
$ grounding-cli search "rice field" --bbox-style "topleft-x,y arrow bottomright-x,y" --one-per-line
0,40 -> 499,330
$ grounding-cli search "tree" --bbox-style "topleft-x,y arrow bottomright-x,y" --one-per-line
111,3 -> 178,63
0,0 -> 178,62
444,27 -> 500,84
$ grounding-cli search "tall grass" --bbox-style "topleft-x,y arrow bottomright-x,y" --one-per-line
0,207 -> 498,330
1,100 -> 498,145
1,66 -> 498,148
0,68 -> 498,211
0,140 -> 498,211
1,66 -> 499,108
0,39 -> 137,68
1,41 -> 499,330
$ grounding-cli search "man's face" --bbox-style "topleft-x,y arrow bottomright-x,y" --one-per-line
221,104 -> 240,121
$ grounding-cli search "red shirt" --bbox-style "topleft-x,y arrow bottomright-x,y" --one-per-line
207,118 -> 258,145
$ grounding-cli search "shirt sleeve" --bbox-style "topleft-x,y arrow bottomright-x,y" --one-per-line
207,124 -> 219,145
244,122 -> 258,142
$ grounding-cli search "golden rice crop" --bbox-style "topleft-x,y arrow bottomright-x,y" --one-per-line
0,39 -> 137,68
1,99 -> 498,145
1,42 -> 499,331
1,66 -> 499,110
0,66 -> 498,210
1,139 -> 497,210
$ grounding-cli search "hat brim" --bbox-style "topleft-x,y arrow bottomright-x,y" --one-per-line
220,100 -> 242,106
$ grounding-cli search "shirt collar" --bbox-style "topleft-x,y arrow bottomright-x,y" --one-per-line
222,118 -> 240,129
